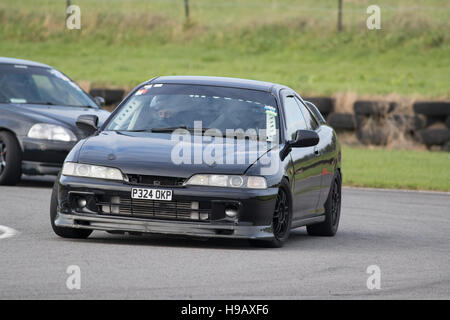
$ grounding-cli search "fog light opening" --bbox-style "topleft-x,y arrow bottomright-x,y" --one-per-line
77,198 -> 87,208
225,206 -> 238,218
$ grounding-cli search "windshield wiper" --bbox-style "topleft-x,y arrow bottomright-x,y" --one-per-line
23,101 -> 96,108
151,126 -> 213,133
26,101 -> 56,105
120,129 -> 153,132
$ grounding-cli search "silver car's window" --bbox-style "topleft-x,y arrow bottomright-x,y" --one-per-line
0,64 -> 97,108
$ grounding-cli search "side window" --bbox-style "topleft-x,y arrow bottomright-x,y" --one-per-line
296,97 -> 319,130
283,95 -> 308,140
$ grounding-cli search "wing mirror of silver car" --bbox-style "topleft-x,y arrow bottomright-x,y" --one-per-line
76,114 -> 99,136
94,96 -> 105,107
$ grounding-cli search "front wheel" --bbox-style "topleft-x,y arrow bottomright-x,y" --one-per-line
50,180 -> 92,239
307,171 -> 342,236
0,131 -> 22,185
250,180 -> 292,248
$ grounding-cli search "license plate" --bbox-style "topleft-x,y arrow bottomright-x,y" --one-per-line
131,188 -> 173,201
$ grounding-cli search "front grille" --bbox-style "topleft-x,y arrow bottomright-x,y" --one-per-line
127,175 -> 186,187
97,197 -> 211,222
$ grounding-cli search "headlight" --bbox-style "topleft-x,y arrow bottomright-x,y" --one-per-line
184,174 -> 267,189
62,162 -> 124,181
28,123 -> 76,142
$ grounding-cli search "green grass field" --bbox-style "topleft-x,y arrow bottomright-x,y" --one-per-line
1,1 -> 449,191
342,147 -> 450,191
1,0 -> 449,97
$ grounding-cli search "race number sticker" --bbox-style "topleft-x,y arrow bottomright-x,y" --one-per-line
265,105 -> 277,142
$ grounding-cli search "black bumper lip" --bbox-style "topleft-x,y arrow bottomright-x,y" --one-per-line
55,212 -> 274,239
57,175 -> 279,239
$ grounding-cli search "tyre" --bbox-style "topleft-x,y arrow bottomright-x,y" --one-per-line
50,180 -> 92,239
307,171 -> 342,236
250,179 -> 292,248
413,101 -> 450,117
0,131 -> 22,185
417,125 -> 450,146
327,112 -> 356,131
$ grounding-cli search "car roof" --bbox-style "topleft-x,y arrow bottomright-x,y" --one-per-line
151,75 -> 285,92
0,57 -> 51,69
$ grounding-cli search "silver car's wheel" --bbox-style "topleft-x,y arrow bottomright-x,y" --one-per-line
0,131 -> 22,186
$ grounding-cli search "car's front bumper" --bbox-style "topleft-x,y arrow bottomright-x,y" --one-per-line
22,161 -> 62,175
21,138 -> 76,175
55,175 -> 279,239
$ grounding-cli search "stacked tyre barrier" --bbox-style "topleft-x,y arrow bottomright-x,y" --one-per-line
413,102 -> 450,151
354,100 -> 401,146
305,97 -> 450,151
89,88 -> 125,106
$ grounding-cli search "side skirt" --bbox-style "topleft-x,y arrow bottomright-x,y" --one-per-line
291,215 -> 326,229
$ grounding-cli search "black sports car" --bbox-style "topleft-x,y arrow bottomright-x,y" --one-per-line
51,76 -> 342,247
0,57 -> 110,185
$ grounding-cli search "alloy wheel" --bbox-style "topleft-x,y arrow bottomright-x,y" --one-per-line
0,139 -> 6,175
330,178 -> 341,227
273,189 -> 289,239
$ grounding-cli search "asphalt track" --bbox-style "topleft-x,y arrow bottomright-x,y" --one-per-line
1,176 -> 449,299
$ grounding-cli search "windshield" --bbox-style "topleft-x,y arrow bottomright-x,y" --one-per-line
0,64 -> 97,108
105,84 -> 279,141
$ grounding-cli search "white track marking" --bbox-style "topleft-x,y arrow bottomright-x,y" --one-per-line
0,225 -> 18,239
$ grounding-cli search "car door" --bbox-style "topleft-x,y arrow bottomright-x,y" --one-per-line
281,90 -> 321,220
295,96 -> 332,214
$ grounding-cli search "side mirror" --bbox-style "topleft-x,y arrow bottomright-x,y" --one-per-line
290,129 -> 319,148
280,130 -> 319,160
76,114 -> 99,136
94,96 -> 105,107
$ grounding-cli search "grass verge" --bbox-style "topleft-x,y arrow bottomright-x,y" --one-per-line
342,147 -> 450,191
0,0 -> 449,97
